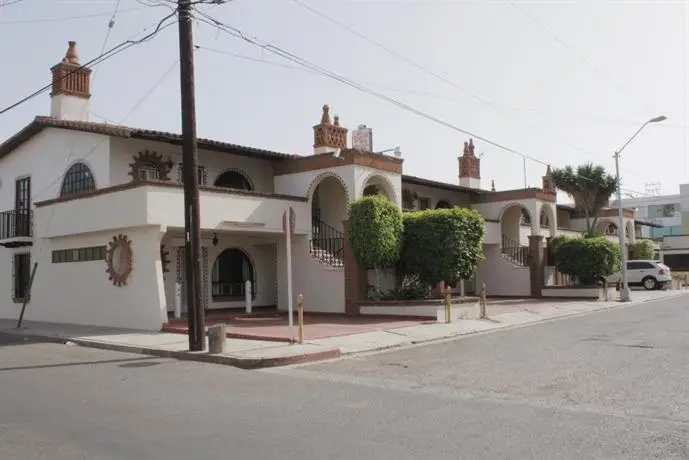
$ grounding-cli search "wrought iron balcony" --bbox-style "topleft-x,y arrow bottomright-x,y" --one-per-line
0,209 -> 33,246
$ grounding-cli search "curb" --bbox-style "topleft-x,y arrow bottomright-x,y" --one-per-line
4,329 -> 341,370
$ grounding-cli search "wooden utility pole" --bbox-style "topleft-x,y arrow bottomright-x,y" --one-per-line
177,0 -> 205,351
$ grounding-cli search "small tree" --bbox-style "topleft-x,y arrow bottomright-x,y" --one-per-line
401,207 -> 485,288
630,240 -> 655,260
554,236 -> 621,285
551,163 -> 618,236
348,195 -> 403,289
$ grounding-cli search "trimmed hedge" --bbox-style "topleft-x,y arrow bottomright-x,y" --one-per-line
401,207 -> 485,286
630,240 -> 655,260
554,236 -> 621,285
347,195 -> 403,270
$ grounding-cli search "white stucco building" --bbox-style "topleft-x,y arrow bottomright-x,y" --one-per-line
0,42 -> 644,331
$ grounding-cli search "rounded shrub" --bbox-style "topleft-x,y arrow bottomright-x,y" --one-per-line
554,236 -> 621,285
401,207 -> 485,287
347,195 -> 403,270
630,240 -> 655,260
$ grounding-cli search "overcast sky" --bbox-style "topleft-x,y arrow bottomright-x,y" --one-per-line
1,0 -> 687,199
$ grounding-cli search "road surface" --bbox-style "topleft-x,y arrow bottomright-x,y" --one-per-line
1,295 -> 688,459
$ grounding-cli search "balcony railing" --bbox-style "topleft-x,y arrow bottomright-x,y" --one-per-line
0,209 -> 33,240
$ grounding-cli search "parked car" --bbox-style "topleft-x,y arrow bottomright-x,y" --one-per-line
605,260 -> 672,290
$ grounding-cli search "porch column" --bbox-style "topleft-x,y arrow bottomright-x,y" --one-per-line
342,220 -> 366,315
528,235 -> 544,297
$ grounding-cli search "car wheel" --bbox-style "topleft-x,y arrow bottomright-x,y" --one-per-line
642,276 -> 657,291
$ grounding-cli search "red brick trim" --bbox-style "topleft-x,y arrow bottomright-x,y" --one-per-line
34,180 -> 308,208
274,149 -> 403,176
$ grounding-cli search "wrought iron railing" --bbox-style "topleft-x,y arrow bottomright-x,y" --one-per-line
501,234 -> 530,267
310,218 -> 344,267
0,209 -> 32,240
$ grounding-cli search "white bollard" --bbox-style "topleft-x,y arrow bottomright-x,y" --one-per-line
208,324 -> 226,354
245,280 -> 252,314
174,282 -> 182,319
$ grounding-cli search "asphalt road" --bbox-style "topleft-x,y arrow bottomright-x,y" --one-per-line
1,295 -> 688,459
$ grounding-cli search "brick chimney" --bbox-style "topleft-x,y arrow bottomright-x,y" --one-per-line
542,165 -> 556,193
458,139 -> 480,189
50,41 -> 91,121
313,104 -> 348,154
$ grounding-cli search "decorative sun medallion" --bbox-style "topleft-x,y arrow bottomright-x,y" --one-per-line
160,244 -> 170,275
129,150 -> 173,182
106,235 -> 133,287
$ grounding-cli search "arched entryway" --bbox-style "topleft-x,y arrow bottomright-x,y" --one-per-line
500,203 -> 534,266
539,203 -> 557,238
361,174 -> 396,202
214,169 -> 253,190
211,248 -> 255,301
308,173 -> 349,267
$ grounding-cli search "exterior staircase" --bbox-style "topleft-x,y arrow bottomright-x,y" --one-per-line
501,234 -> 530,267
310,216 -> 344,267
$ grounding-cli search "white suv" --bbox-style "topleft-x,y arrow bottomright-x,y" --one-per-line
606,260 -> 671,290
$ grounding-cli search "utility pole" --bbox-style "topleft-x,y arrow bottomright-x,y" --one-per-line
178,0 -> 205,351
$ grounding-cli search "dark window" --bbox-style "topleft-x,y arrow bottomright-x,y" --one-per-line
627,261 -> 654,270
14,177 -> 31,237
435,200 -> 451,209
363,184 -> 379,196
138,162 -> 161,181
418,197 -> 431,210
211,248 -> 255,300
12,253 -> 31,302
663,254 -> 689,271
60,162 -> 96,197
52,246 -> 106,263
214,170 -> 252,190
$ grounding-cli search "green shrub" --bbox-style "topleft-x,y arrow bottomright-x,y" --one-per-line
368,274 -> 430,301
547,235 -> 570,265
348,194 -> 403,272
401,207 -> 485,287
630,240 -> 655,260
554,236 -> 621,285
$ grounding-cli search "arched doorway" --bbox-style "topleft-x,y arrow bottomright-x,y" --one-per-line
211,248 -> 255,301
309,174 -> 349,267
500,204 -> 533,266
214,170 -> 252,190
539,204 -> 557,238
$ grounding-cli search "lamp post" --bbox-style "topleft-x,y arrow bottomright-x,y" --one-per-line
614,115 -> 666,302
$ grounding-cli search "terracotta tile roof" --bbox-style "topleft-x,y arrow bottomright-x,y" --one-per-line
0,116 -> 295,161
401,174 -> 486,195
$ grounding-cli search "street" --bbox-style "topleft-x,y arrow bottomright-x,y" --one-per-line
1,296 -> 688,459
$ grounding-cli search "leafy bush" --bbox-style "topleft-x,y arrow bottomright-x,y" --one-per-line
348,195 -> 404,281
368,274 -> 430,301
554,236 -> 621,285
401,207 -> 485,287
547,235 -> 570,266
630,240 -> 655,260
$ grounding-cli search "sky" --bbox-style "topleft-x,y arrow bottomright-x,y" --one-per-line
0,0 -> 687,200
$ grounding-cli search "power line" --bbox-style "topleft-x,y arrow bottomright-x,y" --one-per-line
192,11 -> 656,197
0,11 -> 177,117
0,6 -> 151,24
0,0 -> 25,8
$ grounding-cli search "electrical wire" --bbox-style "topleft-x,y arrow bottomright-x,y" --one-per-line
290,0 -> 656,185
0,6 -> 151,25
0,10 -> 177,117
192,10 -> 656,197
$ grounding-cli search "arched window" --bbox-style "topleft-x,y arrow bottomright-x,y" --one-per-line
214,170 -> 252,190
137,161 -> 160,181
435,200 -> 451,209
211,248 -> 255,300
60,162 -> 96,197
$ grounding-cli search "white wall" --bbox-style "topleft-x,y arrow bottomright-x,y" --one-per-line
474,244 -> 531,296
0,226 -> 166,330
36,184 -> 310,238
0,128 -> 110,210
163,233 -> 278,311
109,137 -> 276,192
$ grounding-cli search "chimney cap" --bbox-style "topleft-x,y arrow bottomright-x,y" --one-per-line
62,41 -> 80,65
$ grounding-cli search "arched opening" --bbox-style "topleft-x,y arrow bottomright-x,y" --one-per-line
435,200 -> 451,209
361,174 -> 395,201
501,204 -> 532,245
60,162 -> 96,197
310,174 -> 349,266
214,170 -> 252,191
211,248 -> 255,301
539,204 -> 557,238
598,221 -> 617,236
138,161 -> 160,181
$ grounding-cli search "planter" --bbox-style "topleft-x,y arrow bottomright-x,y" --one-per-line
541,285 -> 615,301
359,297 -> 481,321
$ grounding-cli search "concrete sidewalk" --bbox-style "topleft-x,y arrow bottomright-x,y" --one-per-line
2,288 -> 687,369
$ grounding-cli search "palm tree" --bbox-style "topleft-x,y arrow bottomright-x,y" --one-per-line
550,163 -> 618,236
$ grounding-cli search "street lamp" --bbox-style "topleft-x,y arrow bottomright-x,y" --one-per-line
614,115 -> 666,302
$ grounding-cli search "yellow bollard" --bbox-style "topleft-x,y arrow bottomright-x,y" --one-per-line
444,287 -> 452,323
480,283 -> 487,319
297,293 -> 304,344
